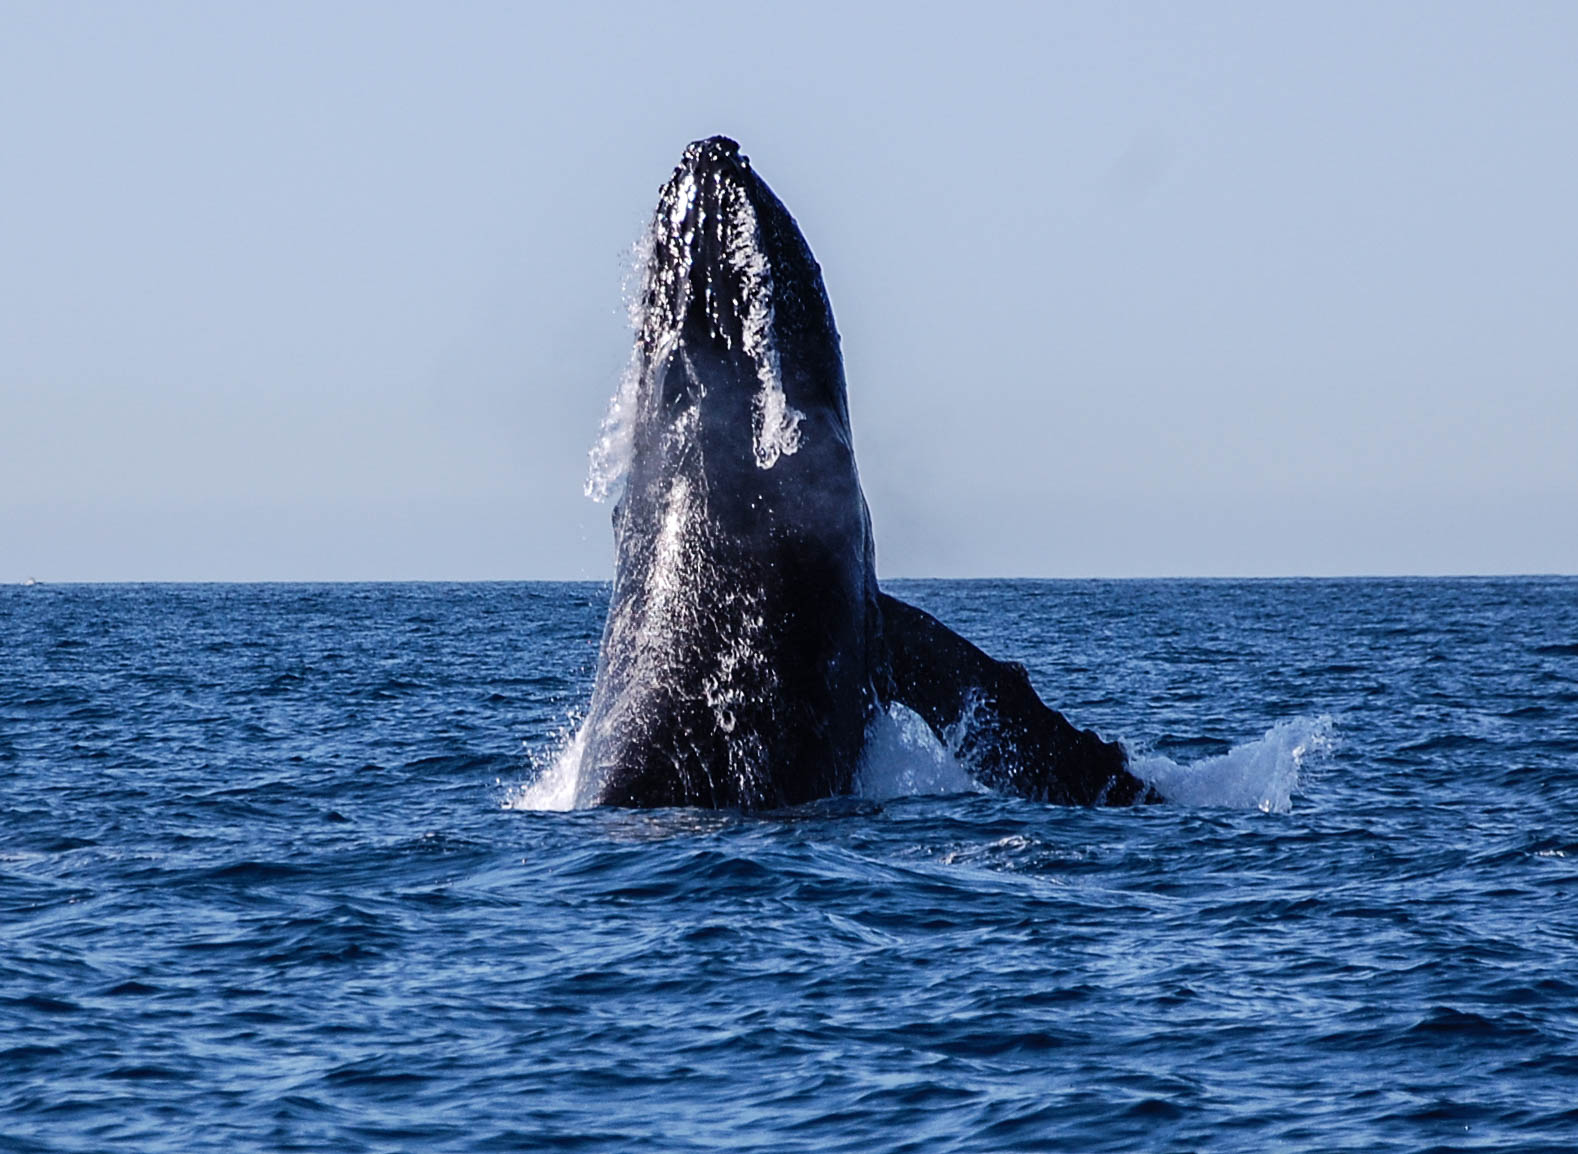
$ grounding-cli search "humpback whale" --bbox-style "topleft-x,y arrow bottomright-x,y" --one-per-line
574,137 -> 1151,810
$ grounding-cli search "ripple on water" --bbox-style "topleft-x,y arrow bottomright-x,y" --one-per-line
3,579 -> 1578,1151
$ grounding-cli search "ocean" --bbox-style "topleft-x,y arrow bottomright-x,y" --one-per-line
4,577 -> 1577,1151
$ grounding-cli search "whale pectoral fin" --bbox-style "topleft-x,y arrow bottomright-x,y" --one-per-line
876,592 -> 1155,806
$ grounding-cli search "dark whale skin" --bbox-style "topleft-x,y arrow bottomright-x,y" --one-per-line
577,138 -> 878,809
577,138 -> 1151,810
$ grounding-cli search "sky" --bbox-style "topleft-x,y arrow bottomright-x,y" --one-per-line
3,1 -> 1575,580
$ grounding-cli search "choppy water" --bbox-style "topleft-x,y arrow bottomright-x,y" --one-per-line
4,578 -> 1577,1152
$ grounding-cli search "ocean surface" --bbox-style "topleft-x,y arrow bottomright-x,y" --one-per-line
4,577 -> 1577,1152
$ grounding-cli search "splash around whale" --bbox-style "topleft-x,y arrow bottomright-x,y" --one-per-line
553,136 -> 1153,811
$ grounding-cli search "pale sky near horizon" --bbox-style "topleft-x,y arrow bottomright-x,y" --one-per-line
4,2 -> 1575,581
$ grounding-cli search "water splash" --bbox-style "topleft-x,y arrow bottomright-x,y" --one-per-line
505,724 -> 584,812
854,703 -> 978,800
585,230 -> 656,504
1127,715 -> 1335,813
512,710 -> 1332,813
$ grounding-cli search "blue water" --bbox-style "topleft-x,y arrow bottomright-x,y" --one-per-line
5,578 -> 1578,1152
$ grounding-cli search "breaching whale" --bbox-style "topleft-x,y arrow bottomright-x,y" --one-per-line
573,137 -> 1152,810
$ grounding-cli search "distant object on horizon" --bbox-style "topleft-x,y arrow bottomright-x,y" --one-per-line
565,137 -> 1152,811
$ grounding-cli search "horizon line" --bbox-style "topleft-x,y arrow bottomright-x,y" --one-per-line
11,572 -> 1576,587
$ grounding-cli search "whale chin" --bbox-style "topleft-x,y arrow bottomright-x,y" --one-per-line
573,137 -> 1154,811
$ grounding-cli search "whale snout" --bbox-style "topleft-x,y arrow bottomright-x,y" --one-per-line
680,135 -> 749,176
645,135 -> 778,356
656,136 -> 759,243
630,136 -> 847,461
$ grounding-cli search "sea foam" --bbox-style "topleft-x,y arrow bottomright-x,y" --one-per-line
1127,715 -> 1335,813
510,706 -> 1331,813
854,703 -> 980,800
507,724 -> 584,812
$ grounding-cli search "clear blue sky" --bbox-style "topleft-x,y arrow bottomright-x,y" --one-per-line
4,2 -> 1575,580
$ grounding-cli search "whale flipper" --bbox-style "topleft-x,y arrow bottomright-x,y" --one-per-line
877,593 -> 1155,806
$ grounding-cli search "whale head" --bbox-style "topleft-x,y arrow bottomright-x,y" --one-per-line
590,137 -> 853,499
588,135 -> 872,595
